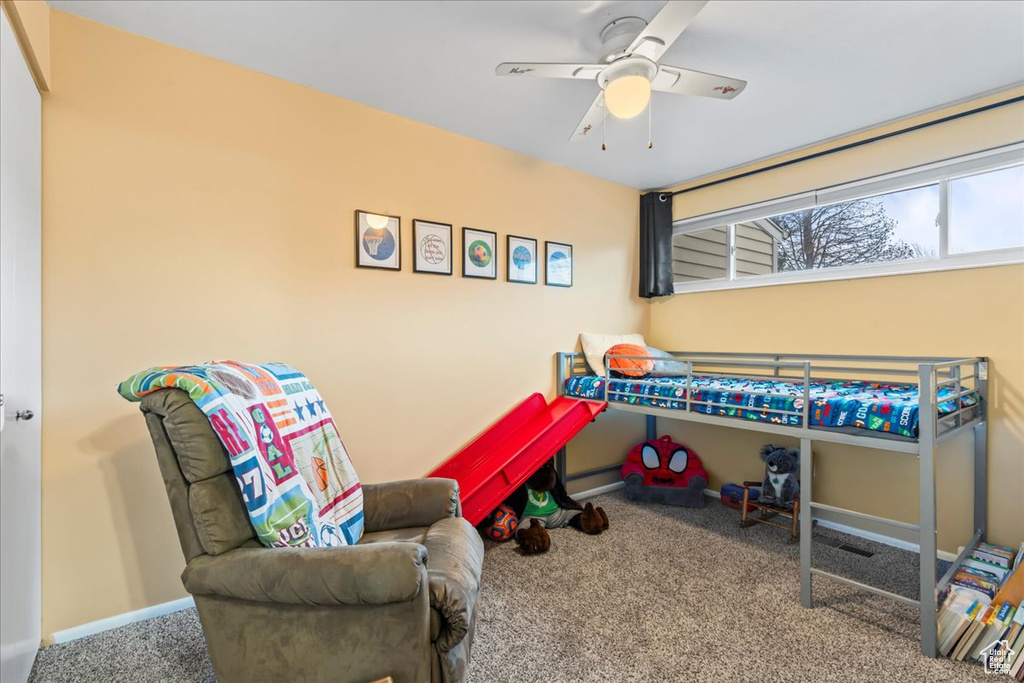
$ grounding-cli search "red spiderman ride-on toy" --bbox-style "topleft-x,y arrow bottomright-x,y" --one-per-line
622,435 -> 708,507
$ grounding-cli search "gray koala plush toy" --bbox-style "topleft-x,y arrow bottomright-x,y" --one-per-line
758,445 -> 800,510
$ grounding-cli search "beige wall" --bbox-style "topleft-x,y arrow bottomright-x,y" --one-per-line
0,0 -> 49,91
651,92 -> 1024,553
41,11 -> 646,636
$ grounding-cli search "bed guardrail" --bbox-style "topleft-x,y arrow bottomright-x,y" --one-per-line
557,350 -> 986,442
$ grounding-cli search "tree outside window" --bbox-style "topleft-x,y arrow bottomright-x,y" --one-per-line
768,185 -> 939,272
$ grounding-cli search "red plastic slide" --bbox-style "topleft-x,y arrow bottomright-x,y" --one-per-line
428,394 -> 607,525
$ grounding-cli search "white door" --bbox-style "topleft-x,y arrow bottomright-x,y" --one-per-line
0,8 -> 42,683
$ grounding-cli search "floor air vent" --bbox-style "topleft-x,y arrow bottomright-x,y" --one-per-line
836,543 -> 875,558
815,536 -> 875,558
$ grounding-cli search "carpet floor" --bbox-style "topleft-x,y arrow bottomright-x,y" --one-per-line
30,490 -> 988,682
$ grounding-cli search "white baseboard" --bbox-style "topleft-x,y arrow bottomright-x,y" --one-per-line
574,480 -> 625,499
49,596 -> 195,645
702,488 -> 958,561
814,518 -> 959,563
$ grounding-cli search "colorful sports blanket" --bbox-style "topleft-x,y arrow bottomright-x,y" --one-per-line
565,374 -> 977,438
119,362 -> 363,547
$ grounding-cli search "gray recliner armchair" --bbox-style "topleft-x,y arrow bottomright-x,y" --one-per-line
139,388 -> 484,683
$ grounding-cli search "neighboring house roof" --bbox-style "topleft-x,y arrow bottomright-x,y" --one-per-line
750,218 -> 783,241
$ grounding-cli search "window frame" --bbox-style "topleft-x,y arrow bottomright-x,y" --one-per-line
672,143 -> 1024,294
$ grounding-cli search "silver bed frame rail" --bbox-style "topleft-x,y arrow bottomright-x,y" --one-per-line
555,350 -> 989,658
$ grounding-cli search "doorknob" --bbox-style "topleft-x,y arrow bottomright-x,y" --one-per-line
15,409 -> 34,421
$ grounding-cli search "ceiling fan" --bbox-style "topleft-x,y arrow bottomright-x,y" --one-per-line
495,0 -> 746,145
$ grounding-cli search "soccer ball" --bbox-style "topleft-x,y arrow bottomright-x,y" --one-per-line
468,240 -> 492,267
484,504 -> 518,541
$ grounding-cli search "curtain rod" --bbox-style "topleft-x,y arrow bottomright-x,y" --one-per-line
662,94 -> 1024,200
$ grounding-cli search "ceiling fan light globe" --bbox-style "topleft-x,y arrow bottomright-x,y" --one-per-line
604,75 -> 651,119
366,213 -> 390,229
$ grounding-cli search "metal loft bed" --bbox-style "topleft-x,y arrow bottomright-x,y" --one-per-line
554,350 -> 989,658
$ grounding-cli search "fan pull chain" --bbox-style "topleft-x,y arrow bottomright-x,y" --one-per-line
602,106 -> 607,151
648,97 -> 653,149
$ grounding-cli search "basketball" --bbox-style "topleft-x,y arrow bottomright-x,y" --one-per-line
420,234 -> 447,264
605,343 -> 654,377
484,504 -> 518,541
362,227 -> 395,260
312,456 -> 329,491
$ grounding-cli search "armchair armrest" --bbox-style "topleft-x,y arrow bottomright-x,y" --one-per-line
182,542 -> 426,606
362,478 -> 461,533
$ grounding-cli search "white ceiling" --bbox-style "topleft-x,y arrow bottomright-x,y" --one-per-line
49,0 -> 1024,190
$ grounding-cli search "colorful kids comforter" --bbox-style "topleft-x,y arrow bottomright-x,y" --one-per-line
119,361 -> 364,548
564,374 -> 977,438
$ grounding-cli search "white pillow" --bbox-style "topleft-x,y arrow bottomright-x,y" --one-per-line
579,332 -> 647,377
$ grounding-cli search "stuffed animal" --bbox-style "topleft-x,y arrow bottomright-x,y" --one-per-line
489,459 -> 608,555
758,444 -> 800,510
622,435 -> 708,508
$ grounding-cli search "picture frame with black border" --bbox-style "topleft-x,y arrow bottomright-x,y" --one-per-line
462,227 -> 497,280
355,210 -> 401,271
506,235 -> 538,284
412,219 -> 453,275
544,241 -> 573,287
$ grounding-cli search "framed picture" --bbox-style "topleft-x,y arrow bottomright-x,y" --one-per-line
506,235 -> 538,284
355,210 -> 400,270
413,219 -> 452,275
462,227 -> 497,279
545,241 -> 573,287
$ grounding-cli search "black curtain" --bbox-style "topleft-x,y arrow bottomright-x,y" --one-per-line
638,191 -> 674,298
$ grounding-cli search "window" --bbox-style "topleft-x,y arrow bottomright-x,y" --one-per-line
733,184 -> 940,278
735,222 -> 777,277
672,145 -> 1024,292
950,165 -> 1024,254
673,223 -> 782,283
673,227 -> 728,282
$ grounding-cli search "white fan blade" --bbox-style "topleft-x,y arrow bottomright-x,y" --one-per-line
627,1 -> 708,63
569,93 -> 605,142
652,65 -> 746,99
495,62 -> 604,80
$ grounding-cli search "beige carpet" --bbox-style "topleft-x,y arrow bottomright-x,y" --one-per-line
467,490 -> 984,683
31,490 -> 986,682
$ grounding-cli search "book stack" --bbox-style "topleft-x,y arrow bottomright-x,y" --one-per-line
1003,608 -> 1024,680
938,541 -> 1024,676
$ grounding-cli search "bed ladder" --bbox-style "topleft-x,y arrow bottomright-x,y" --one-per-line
799,361 -> 989,658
